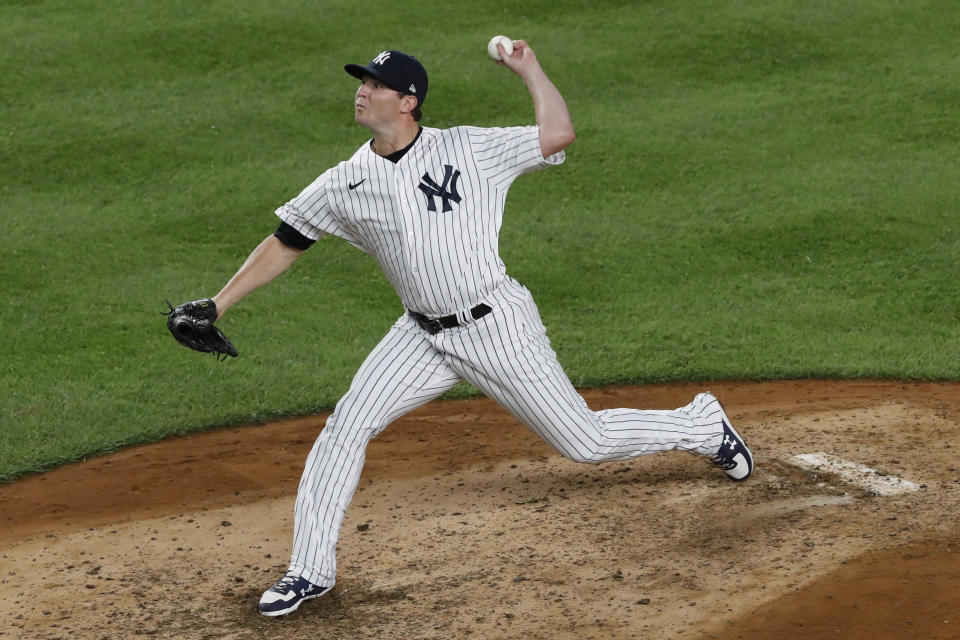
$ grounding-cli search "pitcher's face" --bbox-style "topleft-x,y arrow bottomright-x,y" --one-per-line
354,76 -> 406,129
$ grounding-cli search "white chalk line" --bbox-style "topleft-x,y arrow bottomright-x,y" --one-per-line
789,452 -> 921,496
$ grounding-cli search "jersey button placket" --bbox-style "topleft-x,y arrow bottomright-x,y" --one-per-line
409,230 -> 419,274
397,174 -> 419,278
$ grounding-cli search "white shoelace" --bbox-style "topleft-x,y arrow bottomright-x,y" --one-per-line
271,574 -> 299,593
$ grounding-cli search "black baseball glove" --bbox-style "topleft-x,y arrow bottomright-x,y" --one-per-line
164,298 -> 238,360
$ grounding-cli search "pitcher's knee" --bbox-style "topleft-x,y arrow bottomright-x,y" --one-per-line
323,395 -> 388,441
561,448 -> 608,465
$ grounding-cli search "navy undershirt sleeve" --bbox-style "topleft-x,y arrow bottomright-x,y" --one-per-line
274,222 -> 316,250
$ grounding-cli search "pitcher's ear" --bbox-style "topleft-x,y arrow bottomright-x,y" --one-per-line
399,93 -> 419,115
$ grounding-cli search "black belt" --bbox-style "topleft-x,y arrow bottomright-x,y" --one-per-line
408,303 -> 492,334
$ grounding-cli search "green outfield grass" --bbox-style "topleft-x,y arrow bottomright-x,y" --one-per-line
2,0 -> 958,481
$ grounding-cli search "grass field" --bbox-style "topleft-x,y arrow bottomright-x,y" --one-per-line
2,0 -> 958,481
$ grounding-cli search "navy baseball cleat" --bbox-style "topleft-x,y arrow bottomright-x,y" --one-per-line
707,396 -> 754,482
258,573 -> 332,617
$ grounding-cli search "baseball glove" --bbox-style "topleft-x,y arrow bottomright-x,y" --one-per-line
164,298 -> 238,360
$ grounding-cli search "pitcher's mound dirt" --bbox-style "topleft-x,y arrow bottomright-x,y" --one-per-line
2,380 -> 958,639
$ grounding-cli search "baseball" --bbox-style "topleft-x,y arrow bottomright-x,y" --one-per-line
487,35 -> 513,61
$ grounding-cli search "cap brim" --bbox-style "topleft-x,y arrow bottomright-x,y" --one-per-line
344,63 -> 401,91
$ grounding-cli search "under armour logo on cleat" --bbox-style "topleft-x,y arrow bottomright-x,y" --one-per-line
723,435 -> 737,450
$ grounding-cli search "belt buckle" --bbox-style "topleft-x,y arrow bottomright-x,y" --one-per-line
409,311 -> 442,334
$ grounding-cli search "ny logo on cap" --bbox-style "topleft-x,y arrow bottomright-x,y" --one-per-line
373,51 -> 391,65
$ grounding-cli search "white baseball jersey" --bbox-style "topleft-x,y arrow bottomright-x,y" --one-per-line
276,125 -> 560,316
275,125 -> 728,588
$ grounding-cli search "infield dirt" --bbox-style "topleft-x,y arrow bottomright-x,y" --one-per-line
2,380 -> 958,639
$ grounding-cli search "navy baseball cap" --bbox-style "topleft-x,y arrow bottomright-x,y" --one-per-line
345,50 -> 428,106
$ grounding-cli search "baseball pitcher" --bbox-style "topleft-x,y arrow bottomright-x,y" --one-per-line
169,40 -> 753,617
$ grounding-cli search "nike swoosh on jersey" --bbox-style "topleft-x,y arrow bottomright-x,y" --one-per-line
348,179 -> 366,190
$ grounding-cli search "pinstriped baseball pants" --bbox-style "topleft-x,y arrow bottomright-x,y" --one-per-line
289,277 -> 725,587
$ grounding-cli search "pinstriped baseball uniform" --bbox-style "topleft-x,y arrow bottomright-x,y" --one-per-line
274,124 -> 729,588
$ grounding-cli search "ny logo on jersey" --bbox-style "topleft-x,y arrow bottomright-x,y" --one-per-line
373,51 -> 391,65
418,165 -> 462,213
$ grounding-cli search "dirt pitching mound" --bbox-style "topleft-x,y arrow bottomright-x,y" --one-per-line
2,380 -> 958,639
